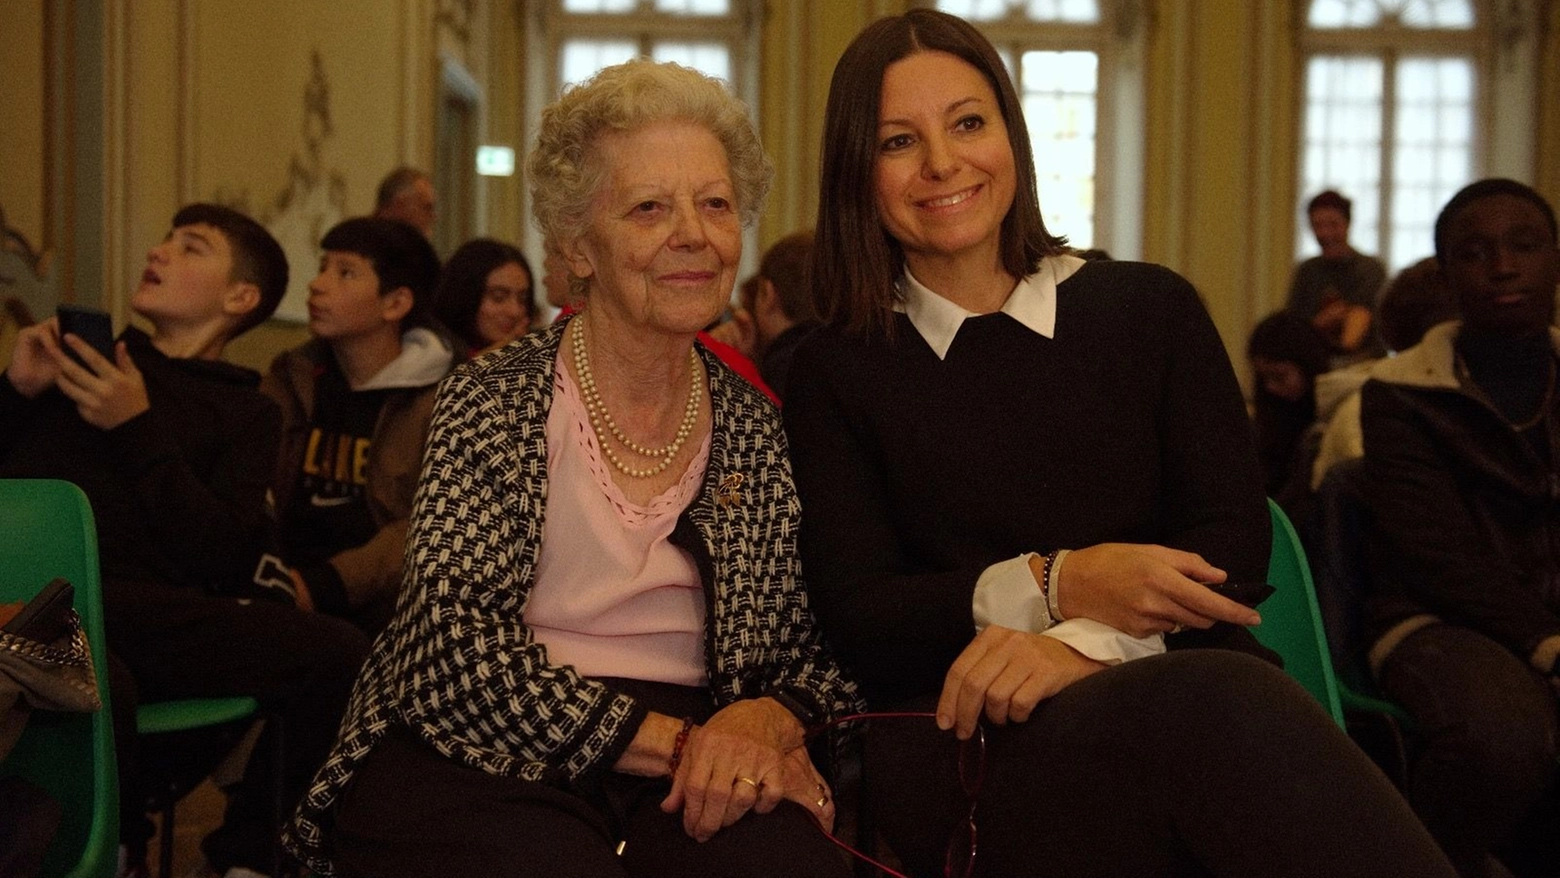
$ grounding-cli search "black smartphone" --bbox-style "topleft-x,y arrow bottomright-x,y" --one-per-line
1203,580 -> 1277,609
2,577 -> 76,643
56,304 -> 115,369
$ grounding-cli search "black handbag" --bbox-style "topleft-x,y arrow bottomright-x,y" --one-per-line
0,578 -> 101,760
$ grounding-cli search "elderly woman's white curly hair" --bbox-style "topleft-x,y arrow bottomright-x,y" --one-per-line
529,60 -> 773,298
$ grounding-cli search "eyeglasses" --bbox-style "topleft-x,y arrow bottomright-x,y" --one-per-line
804,711 -> 986,878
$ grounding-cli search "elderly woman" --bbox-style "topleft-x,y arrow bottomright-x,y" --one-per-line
434,238 -> 539,357
283,60 -> 858,878
783,10 -> 1455,878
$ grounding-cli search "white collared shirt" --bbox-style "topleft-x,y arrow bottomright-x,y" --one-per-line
894,254 -> 1080,359
896,255 -> 1165,666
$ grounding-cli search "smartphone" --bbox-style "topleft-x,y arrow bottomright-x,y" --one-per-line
2,577 -> 76,643
1202,580 -> 1277,609
56,304 -> 115,369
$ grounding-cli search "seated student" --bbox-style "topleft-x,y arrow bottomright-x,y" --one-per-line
1361,178 -> 1560,878
0,204 -> 370,878
706,230 -> 819,401
433,237 -> 535,358
1309,255 -> 1459,490
263,218 -> 452,633
1245,311 -> 1332,520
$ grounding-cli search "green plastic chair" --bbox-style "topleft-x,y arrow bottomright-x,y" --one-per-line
136,695 -> 273,878
1251,499 -> 1346,727
0,479 -> 119,878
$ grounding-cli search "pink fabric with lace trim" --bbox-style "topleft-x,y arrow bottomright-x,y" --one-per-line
524,350 -> 711,686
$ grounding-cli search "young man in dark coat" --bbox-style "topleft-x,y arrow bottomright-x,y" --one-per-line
0,204 -> 369,878
1361,179 -> 1560,878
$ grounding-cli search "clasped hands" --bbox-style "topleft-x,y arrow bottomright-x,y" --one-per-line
658,697 -> 833,842
8,318 -> 149,429
937,543 -> 1264,740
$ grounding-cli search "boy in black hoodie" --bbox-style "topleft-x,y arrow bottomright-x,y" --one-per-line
0,204 -> 368,878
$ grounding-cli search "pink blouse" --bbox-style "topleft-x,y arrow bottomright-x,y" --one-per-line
524,351 -> 711,687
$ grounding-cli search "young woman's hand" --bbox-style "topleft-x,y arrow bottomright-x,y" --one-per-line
1055,543 -> 1260,637
936,626 -> 1105,740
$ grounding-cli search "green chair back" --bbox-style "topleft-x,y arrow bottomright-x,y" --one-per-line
1251,499 -> 1345,727
0,479 -> 119,878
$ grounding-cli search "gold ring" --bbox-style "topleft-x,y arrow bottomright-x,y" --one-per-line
1170,623 -> 1186,635
734,776 -> 760,790
816,795 -> 829,808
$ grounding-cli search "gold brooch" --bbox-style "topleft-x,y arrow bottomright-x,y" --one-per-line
717,472 -> 744,507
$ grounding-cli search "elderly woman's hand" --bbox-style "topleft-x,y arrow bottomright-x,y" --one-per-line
1055,543 -> 1261,637
659,697 -> 808,841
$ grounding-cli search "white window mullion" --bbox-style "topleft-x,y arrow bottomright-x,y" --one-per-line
1378,51 -> 1398,266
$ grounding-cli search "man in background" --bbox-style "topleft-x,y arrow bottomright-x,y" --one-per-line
1287,189 -> 1387,360
373,167 -> 436,240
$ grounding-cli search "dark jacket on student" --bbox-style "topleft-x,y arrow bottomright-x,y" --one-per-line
1362,321 -> 1560,676
0,326 -> 280,594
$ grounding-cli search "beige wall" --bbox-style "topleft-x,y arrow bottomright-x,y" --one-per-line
1540,1 -> 1560,204
108,0 -> 451,369
0,0 -> 47,251
1142,1 -> 1300,360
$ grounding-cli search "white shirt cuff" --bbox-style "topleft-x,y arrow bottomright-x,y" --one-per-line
972,554 -> 1164,666
972,553 -> 1050,633
1043,619 -> 1165,665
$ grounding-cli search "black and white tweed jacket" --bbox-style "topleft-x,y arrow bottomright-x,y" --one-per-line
285,318 -> 860,872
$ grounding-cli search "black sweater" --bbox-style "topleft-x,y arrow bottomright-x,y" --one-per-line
784,261 -> 1269,704
0,327 -> 281,593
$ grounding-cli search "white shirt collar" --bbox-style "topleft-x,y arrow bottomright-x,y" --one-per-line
894,254 -> 1086,360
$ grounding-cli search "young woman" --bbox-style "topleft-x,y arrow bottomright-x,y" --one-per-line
784,10 -> 1455,877
434,238 -> 538,356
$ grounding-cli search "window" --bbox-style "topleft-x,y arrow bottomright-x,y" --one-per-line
1298,0 -> 1481,271
933,0 -> 1144,256
552,0 -> 747,90
524,0 -> 759,276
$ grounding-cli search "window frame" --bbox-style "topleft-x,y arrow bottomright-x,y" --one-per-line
924,0 -> 1146,259
1296,0 -> 1491,270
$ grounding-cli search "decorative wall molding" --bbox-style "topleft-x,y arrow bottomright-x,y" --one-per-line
0,202 -> 53,324
212,50 -> 348,323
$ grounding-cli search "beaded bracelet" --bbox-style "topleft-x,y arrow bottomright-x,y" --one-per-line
1037,549 -> 1060,614
667,716 -> 696,777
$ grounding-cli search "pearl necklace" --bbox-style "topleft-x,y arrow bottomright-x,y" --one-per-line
571,317 -> 703,479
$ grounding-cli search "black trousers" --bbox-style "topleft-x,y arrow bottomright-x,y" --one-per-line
330,680 -> 850,878
865,650 -> 1457,878
1377,623 -> 1560,878
105,580 -> 370,873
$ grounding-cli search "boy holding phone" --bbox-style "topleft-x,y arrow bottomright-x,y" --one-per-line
0,204 -> 369,878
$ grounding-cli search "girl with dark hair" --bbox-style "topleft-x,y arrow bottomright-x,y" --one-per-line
434,238 -> 537,357
1246,311 -> 1332,515
784,9 -> 1455,877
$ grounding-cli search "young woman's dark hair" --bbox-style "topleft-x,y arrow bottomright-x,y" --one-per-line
1247,311 -> 1332,505
434,238 -> 533,352
813,8 -> 1067,338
